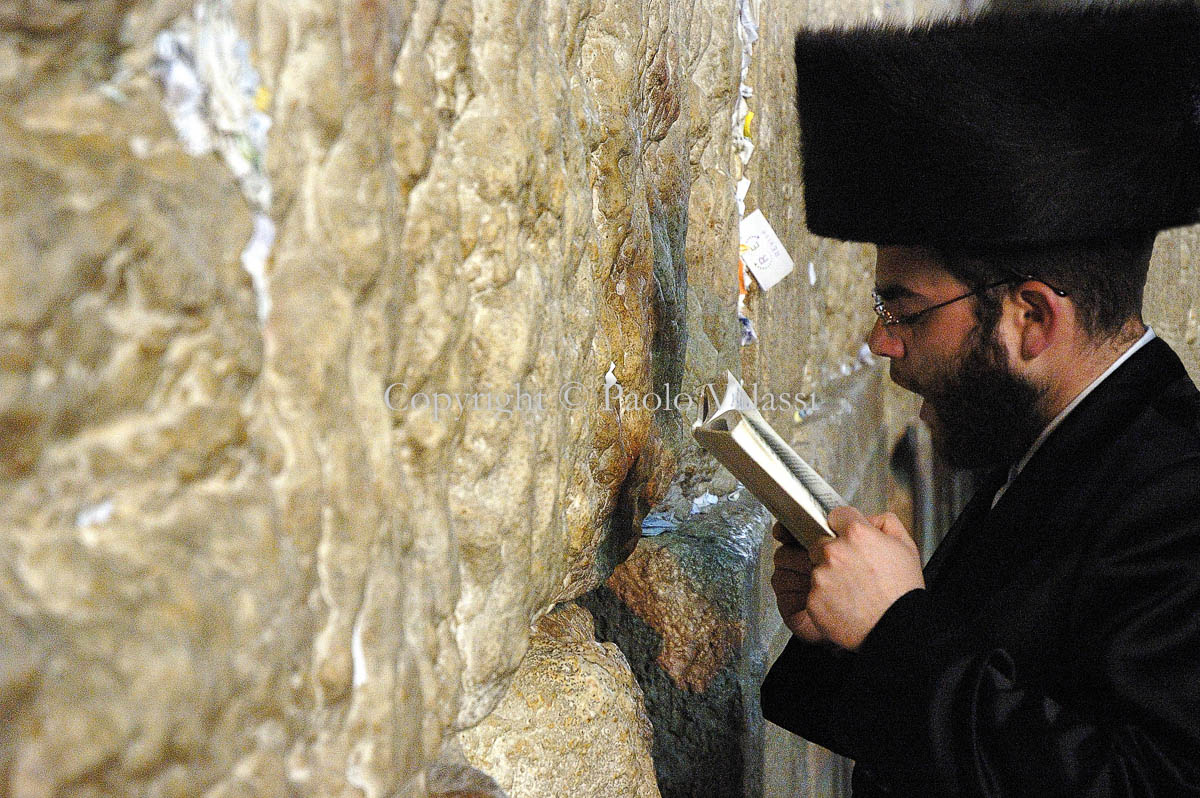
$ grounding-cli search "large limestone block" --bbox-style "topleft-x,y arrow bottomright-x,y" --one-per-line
458,604 -> 660,798
1,22 -> 272,798
605,491 -> 764,695
252,0 -> 738,790
1,0 -> 744,795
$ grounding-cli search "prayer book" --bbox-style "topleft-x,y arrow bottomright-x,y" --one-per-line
692,372 -> 844,549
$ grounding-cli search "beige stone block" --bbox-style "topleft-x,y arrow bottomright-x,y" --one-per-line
458,604 -> 660,798
0,0 -> 745,794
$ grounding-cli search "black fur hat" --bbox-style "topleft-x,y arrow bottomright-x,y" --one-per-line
793,1 -> 1200,249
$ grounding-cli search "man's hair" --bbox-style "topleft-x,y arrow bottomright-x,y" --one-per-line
940,232 -> 1157,340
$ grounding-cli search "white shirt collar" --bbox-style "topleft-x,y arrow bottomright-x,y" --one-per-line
991,326 -> 1156,508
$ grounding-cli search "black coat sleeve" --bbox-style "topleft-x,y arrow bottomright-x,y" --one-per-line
760,635 -> 860,759
839,463 -> 1200,797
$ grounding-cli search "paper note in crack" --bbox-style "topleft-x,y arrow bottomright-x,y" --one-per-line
739,210 -> 794,291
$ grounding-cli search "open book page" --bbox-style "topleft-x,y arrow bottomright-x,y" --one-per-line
693,372 -> 845,549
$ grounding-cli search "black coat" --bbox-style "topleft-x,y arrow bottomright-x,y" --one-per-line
761,337 -> 1200,797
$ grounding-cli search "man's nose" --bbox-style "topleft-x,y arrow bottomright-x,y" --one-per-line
867,318 -> 905,359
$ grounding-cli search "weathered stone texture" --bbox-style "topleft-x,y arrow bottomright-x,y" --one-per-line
582,490 -> 771,798
607,512 -> 754,694
1,0 -> 744,795
1146,226 -> 1200,383
739,0 -> 913,402
458,604 -> 660,798
1,21 -> 276,798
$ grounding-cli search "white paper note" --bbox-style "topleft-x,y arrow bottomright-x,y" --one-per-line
739,209 -> 794,291
736,177 -> 751,216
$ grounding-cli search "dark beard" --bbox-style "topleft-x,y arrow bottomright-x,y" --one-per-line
924,329 -> 1049,470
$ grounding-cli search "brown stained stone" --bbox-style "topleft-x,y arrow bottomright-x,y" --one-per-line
458,604 -> 660,798
606,532 -> 745,694
580,489 -> 770,797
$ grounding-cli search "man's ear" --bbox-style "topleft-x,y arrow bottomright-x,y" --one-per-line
1011,282 -> 1062,360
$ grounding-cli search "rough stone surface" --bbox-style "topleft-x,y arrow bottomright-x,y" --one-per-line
606,491 -> 765,694
1146,226 -> 1200,383
458,604 -> 660,798
738,2 -> 951,796
582,491 -> 771,798
1,0 -> 743,795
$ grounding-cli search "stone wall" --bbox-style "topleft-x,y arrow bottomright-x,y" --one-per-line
1147,228 -> 1200,382
4,1 -> 1198,797
0,0 -> 749,795
738,0 -> 952,795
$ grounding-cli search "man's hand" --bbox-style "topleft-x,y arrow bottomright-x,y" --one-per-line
804,507 -> 925,651
770,522 -> 823,642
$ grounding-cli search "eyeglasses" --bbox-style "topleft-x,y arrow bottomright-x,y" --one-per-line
872,273 -> 1069,328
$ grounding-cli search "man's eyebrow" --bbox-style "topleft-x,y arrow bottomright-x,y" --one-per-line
873,283 -> 920,301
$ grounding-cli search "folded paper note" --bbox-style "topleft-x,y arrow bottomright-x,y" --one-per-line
739,210 -> 794,291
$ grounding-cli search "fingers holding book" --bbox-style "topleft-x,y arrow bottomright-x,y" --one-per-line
803,507 -> 925,650
770,521 -> 824,643
772,512 -> 924,649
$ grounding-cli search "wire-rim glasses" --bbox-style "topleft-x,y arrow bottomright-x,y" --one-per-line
872,273 -> 1069,328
